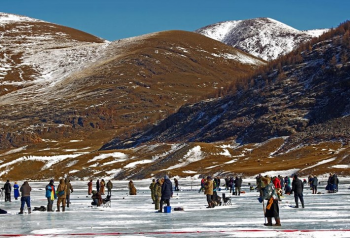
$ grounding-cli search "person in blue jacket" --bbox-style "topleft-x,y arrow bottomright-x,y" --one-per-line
45,179 -> 57,212
13,182 -> 20,200
159,175 -> 173,213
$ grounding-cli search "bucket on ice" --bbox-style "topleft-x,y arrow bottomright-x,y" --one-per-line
164,206 -> 171,213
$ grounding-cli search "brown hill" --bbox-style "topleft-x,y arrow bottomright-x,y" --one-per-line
0,12 -> 106,97
0,14 -> 265,180
99,22 -> 350,179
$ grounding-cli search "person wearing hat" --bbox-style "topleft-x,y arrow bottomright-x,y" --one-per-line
19,181 -> 32,214
149,179 -> 156,204
3,180 -> 11,202
292,174 -> 304,208
159,175 -> 173,212
45,179 -> 57,212
154,179 -> 162,211
128,180 -> 137,195
204,176 -> 214,208
258,175 -> 281,226
91,190 -> 102,206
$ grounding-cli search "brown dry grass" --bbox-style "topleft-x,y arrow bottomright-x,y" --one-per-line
3,138 -> 348,181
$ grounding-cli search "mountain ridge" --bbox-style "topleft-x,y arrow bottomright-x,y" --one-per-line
195,17 -> 328,61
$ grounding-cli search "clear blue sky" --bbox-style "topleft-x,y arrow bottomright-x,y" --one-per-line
2,0 -> 349,41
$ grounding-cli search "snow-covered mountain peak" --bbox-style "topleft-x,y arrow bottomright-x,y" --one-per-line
0,12 -> 43,24
197,20 -> 242,42
196,17 -> 329,61
304,29 -> 329,37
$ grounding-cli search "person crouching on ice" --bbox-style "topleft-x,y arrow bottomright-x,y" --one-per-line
91,190 -> 102,206
258,175 -> 281,226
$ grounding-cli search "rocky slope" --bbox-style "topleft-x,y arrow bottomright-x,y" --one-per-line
195,18 -> 328,61
100,22 -> 350,178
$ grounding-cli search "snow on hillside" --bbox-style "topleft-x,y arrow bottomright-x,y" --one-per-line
195,18 -> 328,61
304,29 -> 329,37
198,20 -> 242,42
0,13 -> 111,102
0,12 -> 43,24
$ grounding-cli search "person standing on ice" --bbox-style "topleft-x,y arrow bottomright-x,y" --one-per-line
100,179 -> 105,195
273,176 -> 282,200
149,179 -> 156,204
4,180 -> 11,202
229,177 -> 234,194
234,176 -> 242,196
56,179 -> 67,212
292,174 -> 304,208
204,176 -> 214,208
198,177 -> 205,193
312,175 -> 318,194
65,178 -> 73,208
19,181 -> 31,214
159,175 -> 173,212
154,179 -> 162,210
46,179 -> 57,212
258,175 -> 281,226
13,182 -> 20,200
174,178 -> 179,191
128,180 -> 137,195
88,179 -> 93,195
284,176 -> 292,195
107,180 -> 113,196
96,179 -> 100,193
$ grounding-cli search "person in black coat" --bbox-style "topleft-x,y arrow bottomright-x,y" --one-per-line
234,176 -> 243,196
312,175 -> 319,194
174,178 -> 179,191
159,175 -> 173,213
96,179 -> 100,193
292,174 -> 304,208
3,180 -> 11,202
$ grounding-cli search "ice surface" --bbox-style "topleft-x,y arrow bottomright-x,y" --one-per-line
0,178 -> 349,237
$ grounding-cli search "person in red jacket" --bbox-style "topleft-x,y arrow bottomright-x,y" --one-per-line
273,176 -> 282,201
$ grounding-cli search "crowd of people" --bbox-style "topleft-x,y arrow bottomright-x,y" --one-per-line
148,176 -> 173,212
88,179 -> 113,206
0,172 -> 341,222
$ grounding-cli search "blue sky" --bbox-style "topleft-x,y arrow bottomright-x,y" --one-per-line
1,0 -> 349,41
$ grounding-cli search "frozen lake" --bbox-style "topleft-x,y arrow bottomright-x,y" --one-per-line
0,177 -> 350,237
